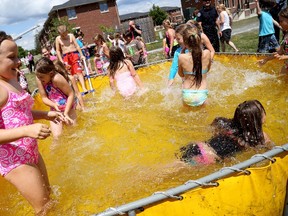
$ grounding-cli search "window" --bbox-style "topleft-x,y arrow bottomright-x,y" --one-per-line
67,8 -> 77,19
99,1 -> 109,13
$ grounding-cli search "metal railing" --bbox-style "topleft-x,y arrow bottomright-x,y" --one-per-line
93,144 -> 288,216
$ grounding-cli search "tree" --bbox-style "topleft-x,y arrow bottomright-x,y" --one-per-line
149,4 -> 168,26
18,46 -> 26,58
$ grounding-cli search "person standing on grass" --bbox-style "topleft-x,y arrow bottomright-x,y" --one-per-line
197,0 -> 220,52
217,4 -> 239,52
27,51 -> 35,73
256,0 -> 281,53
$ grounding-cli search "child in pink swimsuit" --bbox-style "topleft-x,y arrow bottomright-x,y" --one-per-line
0,31 -> 64,215
108,46 -> 144,98
35,57 -> 77,140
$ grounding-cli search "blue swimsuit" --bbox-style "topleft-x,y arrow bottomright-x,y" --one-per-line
182,69 -> 209,107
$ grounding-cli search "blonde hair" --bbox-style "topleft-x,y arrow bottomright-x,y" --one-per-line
162,19 -> 173,29
93,33 -> 106,44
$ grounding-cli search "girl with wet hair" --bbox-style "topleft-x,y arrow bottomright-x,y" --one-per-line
35,57 -> 77,140
179,100 -> 272,164
108,46 -> 144,98
233,100 -> 268,147
178,24 -> 212,107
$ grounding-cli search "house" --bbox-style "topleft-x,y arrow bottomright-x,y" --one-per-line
181,0 -> 257,22
39,0 -> 121,46
120,6 -> 184,24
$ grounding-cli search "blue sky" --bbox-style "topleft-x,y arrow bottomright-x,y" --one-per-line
0,0 -> 181,50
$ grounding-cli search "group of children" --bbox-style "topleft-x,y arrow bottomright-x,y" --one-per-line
2,4 -> 288,214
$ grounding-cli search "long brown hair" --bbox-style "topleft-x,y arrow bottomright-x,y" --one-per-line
182,25 -> 202,87
108,46 -> 126,78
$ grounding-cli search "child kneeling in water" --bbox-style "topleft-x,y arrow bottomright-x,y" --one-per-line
108,46 -> 144,98
35,57 -> 77,140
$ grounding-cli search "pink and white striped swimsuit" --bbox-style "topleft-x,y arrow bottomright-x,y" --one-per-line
0,86 -> 39,176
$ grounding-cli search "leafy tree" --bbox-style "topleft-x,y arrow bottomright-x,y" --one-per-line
18,46 -> 26,58
99,24 -> 115,37
149,4 -> 168,26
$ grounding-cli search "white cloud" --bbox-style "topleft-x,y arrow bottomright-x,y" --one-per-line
1,0 -> 181,50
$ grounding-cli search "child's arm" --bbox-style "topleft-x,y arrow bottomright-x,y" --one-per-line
108,72 -> 116,92
103,43 -> 110,58
178,54 -> 185,79
168,29 -> 175,56
127,60 -> 144,88
272,19 -> 283,30
201,33 -> 215,61
257,55 -> 275,66
168,48 -> 181,86
107,35 -> 113,43
0,123 -> 51,144
53,74 -> 75,120
36,77 -> 60,111
55,37 -> 64,63
255,0 -> 262,15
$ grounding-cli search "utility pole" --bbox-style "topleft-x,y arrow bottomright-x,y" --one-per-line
13,25 -> 40,41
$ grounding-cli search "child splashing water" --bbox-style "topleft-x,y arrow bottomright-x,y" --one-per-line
179,100 -> 272,164
35,57 -> 77,140
53,60 -> 85,111
0,31 -> 64,215
108,46 -> 144,98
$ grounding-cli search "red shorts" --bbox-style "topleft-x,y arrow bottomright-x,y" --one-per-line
63,51 -> 82,75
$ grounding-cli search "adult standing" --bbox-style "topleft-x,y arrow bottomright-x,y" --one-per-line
197,0 -> 220,52
27,51 -> 35,72
128,20 -> 142,40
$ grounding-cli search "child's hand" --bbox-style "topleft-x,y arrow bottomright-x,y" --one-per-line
63,114 -> 74,125
274,53 -> 286,60
47,111 -> 65,124
257,59 -> 266,66
27,123 -> 51,139
52,103 -> 61,112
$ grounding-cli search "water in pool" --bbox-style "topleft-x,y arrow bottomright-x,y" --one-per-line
1,55 -> 287,215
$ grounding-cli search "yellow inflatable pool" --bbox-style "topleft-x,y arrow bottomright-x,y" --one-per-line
1,54 -> 288,216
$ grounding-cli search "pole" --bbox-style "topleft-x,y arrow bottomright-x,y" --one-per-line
82,59 -> 95,94
13,25 -> 40,41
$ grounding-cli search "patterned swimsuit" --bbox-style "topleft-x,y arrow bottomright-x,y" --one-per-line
0,86 -> 39,176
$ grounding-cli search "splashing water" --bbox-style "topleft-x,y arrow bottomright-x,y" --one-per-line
1,55 -> 288,216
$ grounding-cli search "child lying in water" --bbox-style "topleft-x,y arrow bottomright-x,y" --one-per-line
179,100 -> 273,165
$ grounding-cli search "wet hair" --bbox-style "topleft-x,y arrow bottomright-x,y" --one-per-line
279,7 -> 288,19
232,100 -> 266,146
208,135 -> 242,159
175,24 -> 189,35
57,25 -> 67,34
108,46 -> 126,78
35,57 -> 56,74
53,60 -> 70,82
179,142 -> 201,162
93,33 -> 106,44
182,25 -> 203,87
211,117 -> 235,135
0,31 -> 13,48
186,20 -> 203,33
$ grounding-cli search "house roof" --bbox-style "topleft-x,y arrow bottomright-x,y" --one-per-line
50,0 -> 102,13
119,6 -> 181,21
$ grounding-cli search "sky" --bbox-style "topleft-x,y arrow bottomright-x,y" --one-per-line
0,0 -> 181,50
